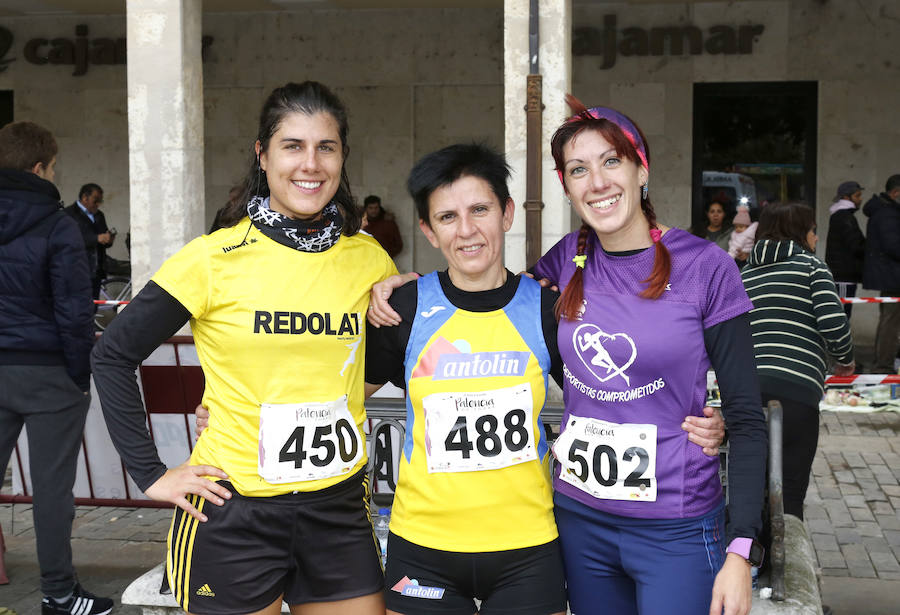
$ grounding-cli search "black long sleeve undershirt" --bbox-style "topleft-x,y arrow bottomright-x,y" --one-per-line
704,313 -> 768,543
91,281 -> 191,492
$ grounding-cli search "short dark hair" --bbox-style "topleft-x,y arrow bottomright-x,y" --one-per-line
79,183 -> 103,200
363,195 -> 381,206
0,121 -> 57,172
886,174 -> 900,193
756,201 -> 816,251
407,143 -> 511,226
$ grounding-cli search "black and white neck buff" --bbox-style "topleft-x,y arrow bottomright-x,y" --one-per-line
247,196 -> 343,253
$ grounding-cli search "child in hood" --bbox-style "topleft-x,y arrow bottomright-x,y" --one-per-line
728,204 -> 757,261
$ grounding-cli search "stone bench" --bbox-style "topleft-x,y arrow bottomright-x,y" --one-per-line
750,513 -> 823,614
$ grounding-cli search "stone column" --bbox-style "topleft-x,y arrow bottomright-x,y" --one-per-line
504,0 -> 571,273
126,0 -> 204,293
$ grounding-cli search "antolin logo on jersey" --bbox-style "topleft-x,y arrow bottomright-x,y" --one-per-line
434,351 -> 529,380
411,336 -> 529,380
391,576 -> 445,600
254,311 -> 360,336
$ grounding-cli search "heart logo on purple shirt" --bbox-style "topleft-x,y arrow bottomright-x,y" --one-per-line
573,323 -> 637,386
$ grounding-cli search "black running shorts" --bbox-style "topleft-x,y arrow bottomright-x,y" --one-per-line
166,469 -> 383,614
384,532 -> 567,615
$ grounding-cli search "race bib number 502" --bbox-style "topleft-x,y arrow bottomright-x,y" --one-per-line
258,396 -> 363,484
423,384 -> 538,474
553,415 -> 657,501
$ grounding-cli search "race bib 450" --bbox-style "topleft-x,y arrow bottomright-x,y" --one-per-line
258,396 -> 363,484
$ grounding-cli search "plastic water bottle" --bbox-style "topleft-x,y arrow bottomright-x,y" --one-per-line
373,507 -> 390,566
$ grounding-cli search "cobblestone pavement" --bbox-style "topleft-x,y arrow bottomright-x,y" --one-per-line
2,410 -> 899,614
808,410 -> 900,582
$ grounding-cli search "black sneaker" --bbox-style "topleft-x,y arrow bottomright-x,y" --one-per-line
41,584 -> 113,615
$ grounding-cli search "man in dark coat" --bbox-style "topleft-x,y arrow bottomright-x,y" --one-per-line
862,174 -> 900,373
64,183 -> 113,299
825,180 -> 866,318
0,121 -> 112,614
361,194 -> 403,258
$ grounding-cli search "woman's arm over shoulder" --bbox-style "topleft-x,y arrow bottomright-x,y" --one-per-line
533,233 -> 576,288
365,278 -> 418,389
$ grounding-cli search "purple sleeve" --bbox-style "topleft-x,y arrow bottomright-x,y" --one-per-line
534,233 -> 575,289
701,245 -> 754,329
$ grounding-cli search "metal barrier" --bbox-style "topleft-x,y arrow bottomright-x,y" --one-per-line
766,400 -> 786,601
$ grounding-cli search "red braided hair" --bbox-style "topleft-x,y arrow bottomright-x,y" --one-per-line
554,223 -> 593,320
552,95 -> 671,319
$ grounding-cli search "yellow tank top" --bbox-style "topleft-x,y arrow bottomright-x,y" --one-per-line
390,273 -> 557,551
152,220 -> 397,496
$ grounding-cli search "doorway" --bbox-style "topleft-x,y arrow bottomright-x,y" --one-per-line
692,81 -> 817,226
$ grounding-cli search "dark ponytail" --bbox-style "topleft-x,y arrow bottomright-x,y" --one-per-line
218,81 -> 361,235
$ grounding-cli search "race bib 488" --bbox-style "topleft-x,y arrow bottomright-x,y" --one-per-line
422,384 -> 538,474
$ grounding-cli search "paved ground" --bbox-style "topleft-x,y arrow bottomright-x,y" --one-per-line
2,410 -> 899,614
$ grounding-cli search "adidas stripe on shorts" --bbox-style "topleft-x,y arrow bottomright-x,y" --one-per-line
166,468 -> 383,614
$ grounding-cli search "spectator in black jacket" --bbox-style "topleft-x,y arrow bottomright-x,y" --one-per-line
863,174 -> 900,373
825,181 -> 866,318
64,183 -> 114,299
0,122 -> 113,614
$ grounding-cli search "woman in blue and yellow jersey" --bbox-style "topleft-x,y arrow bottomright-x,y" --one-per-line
92,82 -> 396,615
364,144 -> 567,615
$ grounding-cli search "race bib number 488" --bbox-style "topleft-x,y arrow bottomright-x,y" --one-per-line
258,396 -> 363,484
553,416 -> 657,501
423,384 -> 538,474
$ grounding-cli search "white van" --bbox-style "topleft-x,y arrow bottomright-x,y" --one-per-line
702,171 -> 759,215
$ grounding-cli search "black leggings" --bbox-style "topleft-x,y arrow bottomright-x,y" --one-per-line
762,393 -> 819,520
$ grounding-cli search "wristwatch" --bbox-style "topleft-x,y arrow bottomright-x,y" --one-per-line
726,537 -> 765,566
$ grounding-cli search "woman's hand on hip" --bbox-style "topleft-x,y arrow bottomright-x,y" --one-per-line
144,462 -> 231,522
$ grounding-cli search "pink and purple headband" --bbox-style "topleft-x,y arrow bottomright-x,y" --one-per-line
556,106 -> 649,186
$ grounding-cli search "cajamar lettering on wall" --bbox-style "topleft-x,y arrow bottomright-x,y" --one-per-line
573,14 -> 765,69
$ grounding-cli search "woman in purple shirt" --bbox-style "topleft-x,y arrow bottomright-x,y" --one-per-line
533,97 -> 767,615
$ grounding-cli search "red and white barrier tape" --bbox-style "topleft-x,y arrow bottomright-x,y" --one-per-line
840,297 -> 900,304
94,300 -> 130,306
825,374 -> 900,385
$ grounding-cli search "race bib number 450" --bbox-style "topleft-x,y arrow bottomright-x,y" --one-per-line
423,384 -> 538,474
553,416 -> 657,501
258,396 -> 363,484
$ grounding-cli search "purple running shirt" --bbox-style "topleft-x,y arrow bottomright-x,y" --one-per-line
535,228 -> 753,519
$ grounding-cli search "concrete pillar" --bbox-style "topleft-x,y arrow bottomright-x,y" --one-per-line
504,0 -> 572,273
126,0 -> 204,293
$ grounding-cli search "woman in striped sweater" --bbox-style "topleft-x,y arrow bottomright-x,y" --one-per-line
740,201 -> 855,519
